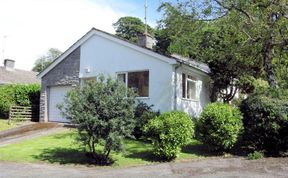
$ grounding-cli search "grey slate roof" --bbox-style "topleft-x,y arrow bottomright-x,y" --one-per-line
170,54 -> 210,74
0,67 -> 39,85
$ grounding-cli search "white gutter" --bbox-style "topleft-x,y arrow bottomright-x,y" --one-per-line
173,63 -> 182,110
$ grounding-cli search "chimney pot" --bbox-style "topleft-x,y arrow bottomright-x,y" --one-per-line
137,33 -> 155,49
4,59 -> 15,71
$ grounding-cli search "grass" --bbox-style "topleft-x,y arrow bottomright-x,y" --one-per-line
0,130 -> 212,167
0,118 -> 20,131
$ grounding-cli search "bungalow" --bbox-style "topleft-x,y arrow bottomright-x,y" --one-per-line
0,59 -> 39,85
38,28 -> 211,123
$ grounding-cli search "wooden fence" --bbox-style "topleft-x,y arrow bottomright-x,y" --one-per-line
9,106 -> 39,123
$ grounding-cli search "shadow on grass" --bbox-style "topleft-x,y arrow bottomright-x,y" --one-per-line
125,140 -> 220,162
33,147 -> 95,165
124,149 -> 164,162
181,143 -> 220,157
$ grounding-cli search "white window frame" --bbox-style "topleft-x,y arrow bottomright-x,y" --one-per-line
182,73 -> 198,101
116,70 -> 149,98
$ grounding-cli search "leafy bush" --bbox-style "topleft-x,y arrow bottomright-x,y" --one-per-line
0,84 -> 40,118
240,88 -> 288,156
59,75 -> 136,165
133,101 -> 159,139
144,111 -> 194,160
196,102 -> 243,151
247,151 -> 264,160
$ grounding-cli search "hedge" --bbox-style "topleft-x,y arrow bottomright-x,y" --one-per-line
0,84 -> 40,118
240,88 -> 288,156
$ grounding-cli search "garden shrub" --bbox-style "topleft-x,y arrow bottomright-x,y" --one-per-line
144,111 -> 194,160
247,151 -> 264,160
133,101 -> 160,139
196,102 -> 243,151
59,75 -> 136,165
0,84 -> 40,118
240,88 -> 288,156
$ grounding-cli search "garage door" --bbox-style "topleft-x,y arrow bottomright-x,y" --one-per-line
48,86 -> 72,122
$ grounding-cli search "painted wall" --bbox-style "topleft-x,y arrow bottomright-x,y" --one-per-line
173,65 -> 210,117
79,34 -> 175,113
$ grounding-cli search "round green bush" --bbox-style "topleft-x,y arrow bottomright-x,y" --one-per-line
197,102 -> 243,151
240,89 -> 288,156
144,111 -> 194,160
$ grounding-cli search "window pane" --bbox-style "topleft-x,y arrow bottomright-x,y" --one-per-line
187,80 -> 196,99
128,71 -> 149,97
117,73 -> 126,84
182,74 -> 186,98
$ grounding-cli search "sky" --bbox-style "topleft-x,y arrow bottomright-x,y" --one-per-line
0,0 -> 177,70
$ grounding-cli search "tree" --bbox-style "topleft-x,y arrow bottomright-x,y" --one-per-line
208,0 -> 288,88
157,2 -> 260,102
113,16 -> 154,43
32,48 -> 62,72
59,75 -> 136,164
157,1 -> 288,101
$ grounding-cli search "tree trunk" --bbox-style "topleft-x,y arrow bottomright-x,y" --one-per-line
263,33 -> 278,88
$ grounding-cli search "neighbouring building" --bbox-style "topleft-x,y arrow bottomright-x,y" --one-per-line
0,59 -> 39,85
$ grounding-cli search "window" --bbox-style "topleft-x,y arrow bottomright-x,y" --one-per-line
117,71 -> 149,97
182,73 -> 197,100
117,73 -> 126,84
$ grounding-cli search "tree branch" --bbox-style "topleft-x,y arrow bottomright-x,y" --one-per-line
213,0 -> 253,23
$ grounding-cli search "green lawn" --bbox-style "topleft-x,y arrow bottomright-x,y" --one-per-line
0,119 -> 18,131
0,130 -> 212,167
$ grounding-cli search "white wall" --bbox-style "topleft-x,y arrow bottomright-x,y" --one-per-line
79,34 -> 175,113
174,65 -> 210,117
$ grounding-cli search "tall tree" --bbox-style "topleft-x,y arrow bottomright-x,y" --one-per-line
210,0 -> 288,88
157,2 -> 260,102
113,16 -> 154,43
157,1 -> 288,101
32,48 -> 62,72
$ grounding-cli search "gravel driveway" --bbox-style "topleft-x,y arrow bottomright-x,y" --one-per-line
0,157 -> 287,178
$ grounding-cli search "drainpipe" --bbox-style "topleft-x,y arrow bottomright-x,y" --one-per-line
173,63 -> 182,110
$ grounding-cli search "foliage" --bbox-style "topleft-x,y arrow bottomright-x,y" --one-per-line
113,16 -> 154,43
196,102 -> 243,151
274,51 -> 288,89
59,75 -> 137,164
240,89 -> 288,156
157,0 -> 288,102
144,111 -> 194,160
157,2 -> 261,102
0,84 -> 40,118
32,48 -> 62,72
247,151 -> 264,160
133,101 -> 160,140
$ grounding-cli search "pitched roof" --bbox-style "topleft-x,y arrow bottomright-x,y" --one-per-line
38,28 -> 210,78
0,67 -> 39,85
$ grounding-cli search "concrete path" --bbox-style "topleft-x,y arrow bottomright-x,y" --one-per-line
0,157 -> 287,178
0,124 -> 67,147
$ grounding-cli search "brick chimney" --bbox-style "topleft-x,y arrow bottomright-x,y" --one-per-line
137,33 -> 155,49
4,59 -> 15,71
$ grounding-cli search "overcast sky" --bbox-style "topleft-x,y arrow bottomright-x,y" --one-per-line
0,0 -> 176,70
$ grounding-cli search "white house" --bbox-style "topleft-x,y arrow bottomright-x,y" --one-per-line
38,28 -> 211,123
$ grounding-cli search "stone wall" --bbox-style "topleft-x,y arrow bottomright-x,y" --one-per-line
39,47 -> 80,122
